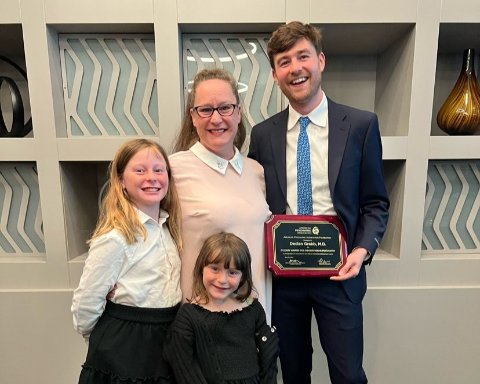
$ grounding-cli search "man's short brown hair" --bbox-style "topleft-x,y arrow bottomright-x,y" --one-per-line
267,21 -> 323,68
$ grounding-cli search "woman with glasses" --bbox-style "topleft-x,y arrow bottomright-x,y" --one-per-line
170,68 -> 272,316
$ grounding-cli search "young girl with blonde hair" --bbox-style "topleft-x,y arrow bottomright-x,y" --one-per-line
72,138 -> 182,384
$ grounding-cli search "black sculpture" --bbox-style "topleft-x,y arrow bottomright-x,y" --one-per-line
0,56 -> 32,137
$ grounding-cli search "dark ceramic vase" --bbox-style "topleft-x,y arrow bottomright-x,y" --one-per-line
437,48 -> 480,135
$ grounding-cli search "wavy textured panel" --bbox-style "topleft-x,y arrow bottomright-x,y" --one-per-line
183,35 -> 285,135
59,34 -> 158,137
0,163 -> 45,255
422,161 -> 480,252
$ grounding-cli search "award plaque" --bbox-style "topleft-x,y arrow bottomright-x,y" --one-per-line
265,214 -> 348,277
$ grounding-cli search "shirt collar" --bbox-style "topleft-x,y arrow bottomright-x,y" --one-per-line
287,91 -> 328,131
190,141 -> 243,175
135,207 -> 169,225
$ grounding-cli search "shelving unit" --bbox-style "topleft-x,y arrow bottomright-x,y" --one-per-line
1,1 -> 480,383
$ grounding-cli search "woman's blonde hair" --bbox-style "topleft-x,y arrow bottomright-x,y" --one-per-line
173,68 -> 247,152
191,232 -> 254,304
90,139 -> 182,249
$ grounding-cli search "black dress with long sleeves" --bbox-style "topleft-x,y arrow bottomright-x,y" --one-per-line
164,299 -> 279,384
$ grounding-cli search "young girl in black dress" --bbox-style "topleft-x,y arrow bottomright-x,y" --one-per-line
164,232 -> 279,384
72,139 -> 182,383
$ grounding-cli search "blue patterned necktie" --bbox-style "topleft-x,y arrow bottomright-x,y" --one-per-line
297,116 -> 313,215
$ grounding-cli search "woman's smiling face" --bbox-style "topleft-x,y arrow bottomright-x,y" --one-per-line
190,78 -> 241,160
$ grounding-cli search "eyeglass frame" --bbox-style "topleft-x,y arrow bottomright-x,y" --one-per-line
191,103 -> 238,118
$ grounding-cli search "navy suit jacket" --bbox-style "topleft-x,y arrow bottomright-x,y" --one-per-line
248,98 -> 389,303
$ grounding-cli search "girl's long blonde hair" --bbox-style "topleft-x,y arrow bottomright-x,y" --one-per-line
90,139 -> 182,249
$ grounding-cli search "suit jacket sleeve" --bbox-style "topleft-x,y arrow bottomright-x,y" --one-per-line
352,112 -> 389,259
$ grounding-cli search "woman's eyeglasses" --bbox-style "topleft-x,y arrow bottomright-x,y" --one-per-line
192,104 -> 238,118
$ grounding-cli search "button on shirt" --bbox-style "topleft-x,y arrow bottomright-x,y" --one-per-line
71,209 -> 181,337
286,92 -> 336,216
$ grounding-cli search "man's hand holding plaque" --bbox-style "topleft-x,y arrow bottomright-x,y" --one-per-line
265,214 -> 347,277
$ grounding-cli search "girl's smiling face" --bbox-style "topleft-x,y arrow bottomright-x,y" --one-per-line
202,259 -> 243,305
121,147 -> 168,219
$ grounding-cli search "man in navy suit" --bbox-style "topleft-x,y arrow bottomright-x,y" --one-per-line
248,22 -> 389,383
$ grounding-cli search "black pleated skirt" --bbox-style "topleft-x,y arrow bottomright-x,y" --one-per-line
78,300 -> 179,384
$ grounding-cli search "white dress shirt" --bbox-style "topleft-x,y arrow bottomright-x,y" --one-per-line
71,209 -> 181,337
286,92 -> 336,216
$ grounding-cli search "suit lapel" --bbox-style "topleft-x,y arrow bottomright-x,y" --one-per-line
270,108 -> 289,200
328,99 -> 349,194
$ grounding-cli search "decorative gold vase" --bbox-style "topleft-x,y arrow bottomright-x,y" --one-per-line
437,48 -> 480,135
